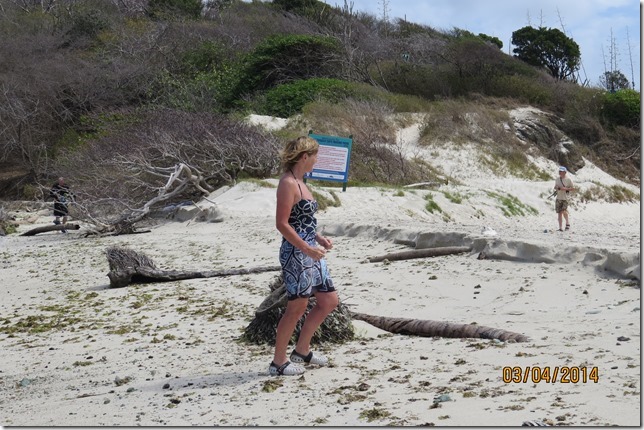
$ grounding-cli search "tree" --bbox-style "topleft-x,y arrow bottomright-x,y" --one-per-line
452,28 -> 502,49
511,26 -> 580,81
478,33 -> 502,50
599,70 -> 631,92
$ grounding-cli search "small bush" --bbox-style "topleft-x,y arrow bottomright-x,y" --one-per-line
260,78 -> 357,118
601,89 -> 640,129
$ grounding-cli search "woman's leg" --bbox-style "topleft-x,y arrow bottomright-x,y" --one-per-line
295,291 -> 338,355
273,298 -> 308,365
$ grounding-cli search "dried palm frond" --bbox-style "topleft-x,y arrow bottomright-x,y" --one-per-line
241,274 -> 355,345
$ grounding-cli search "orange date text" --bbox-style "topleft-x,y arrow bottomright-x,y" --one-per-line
502,366 -> 599,383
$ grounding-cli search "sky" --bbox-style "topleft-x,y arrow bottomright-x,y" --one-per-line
323,0 -> 641,91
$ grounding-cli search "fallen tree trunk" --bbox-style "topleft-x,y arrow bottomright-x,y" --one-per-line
20,224 -> 81,236
351,311 -> 530,342
106,247 -> 281,288
368,246 -> 472,263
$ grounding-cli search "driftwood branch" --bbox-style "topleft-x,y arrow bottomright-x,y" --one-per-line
368,246 -> 472,263
403,180 -> 449,188
106,247 -> 280,288
20,224 -> 81,236
351,311 -> 530,342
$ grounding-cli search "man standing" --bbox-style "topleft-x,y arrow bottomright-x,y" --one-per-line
50,177 -> 73,232
554,166 -> 574,231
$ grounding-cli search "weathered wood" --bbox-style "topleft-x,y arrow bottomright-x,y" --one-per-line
403,180 -> 449,188
351,311 -> 530,342
368,246 -> 472,263
106,247 -> 281,288
20,224 -> 81,236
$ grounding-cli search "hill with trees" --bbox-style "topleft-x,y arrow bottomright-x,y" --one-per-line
0,0 -> 639,230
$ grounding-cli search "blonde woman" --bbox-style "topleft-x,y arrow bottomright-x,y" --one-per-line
269,136 -> 339,376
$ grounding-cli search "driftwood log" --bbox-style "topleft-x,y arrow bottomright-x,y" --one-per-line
368,246 -> 472,263
106,247 -> 281,288
351,311 -> 530,342
20,224 -> 81,236
242,275 -> 529,345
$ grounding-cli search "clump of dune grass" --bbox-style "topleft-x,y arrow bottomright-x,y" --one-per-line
424,193 -> 443,214
486,191 -> 538,216
578,183 -> 639,203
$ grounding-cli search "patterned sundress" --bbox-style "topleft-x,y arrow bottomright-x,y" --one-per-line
279,175 -> 334,300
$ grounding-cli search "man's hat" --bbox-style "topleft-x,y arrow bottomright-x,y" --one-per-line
558,166 -> 567,172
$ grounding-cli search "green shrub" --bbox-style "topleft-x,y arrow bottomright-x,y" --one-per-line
260,78 -> 356,118
234,34 -> 342,98
180,41 -> 229,75
601,89 -> 640,129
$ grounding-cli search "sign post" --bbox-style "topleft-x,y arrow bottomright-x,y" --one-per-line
305,132 -> 353,191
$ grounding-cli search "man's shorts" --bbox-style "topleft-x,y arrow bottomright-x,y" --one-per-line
555,199 -> 568,213
54,202 -> 69,217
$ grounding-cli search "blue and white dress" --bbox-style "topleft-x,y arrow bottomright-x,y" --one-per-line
279,177 -> 334,300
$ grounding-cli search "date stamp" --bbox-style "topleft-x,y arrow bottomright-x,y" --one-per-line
502,366 -> 599,383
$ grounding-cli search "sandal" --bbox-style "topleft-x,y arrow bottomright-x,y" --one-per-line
290,349 -> 328,366
565,224 -> 570,230
557,228 -> 563,232
268,360 -> 305,376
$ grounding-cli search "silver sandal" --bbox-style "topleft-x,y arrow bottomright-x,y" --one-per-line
290,350 -> 328,366
268,360 -> 305,376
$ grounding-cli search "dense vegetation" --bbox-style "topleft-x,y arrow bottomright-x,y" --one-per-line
0,0 -> 639,210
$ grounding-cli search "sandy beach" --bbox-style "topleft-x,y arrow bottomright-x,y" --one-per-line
0,157 -> 640,427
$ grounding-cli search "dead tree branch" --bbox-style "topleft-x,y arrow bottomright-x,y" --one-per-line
106,247 -> 281,288
20,223 -> 80,236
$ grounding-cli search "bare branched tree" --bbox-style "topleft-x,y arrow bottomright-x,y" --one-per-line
49,108 -> 280,235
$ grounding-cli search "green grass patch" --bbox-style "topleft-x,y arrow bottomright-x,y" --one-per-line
424,193 -> 443,214
442,190 -> 467,204
486,191 -> 538,216
312,189 -> 341,211
579,183 -> 639,203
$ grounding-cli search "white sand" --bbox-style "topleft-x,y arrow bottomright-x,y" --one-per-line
0,113 -> 640,426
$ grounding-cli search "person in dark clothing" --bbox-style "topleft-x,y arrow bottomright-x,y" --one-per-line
49,177 -> 73,232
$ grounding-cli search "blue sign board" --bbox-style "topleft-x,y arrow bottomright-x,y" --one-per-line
305,133 -> 353,190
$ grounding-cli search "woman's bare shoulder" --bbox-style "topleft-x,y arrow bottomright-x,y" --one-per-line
277,174 -> 298,196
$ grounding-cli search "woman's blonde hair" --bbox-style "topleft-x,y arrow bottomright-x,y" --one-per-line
280,136 -> 319,171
